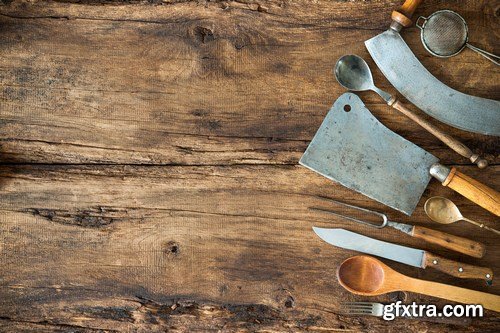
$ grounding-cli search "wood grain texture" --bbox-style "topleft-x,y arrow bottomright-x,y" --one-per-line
0,0 -> 499,332
422,252 -> 493,281
411,225 -> 486,258
443,168 -> 500,216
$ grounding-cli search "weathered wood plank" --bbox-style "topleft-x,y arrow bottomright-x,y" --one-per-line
0,0 -> 499,332
0,165 -> 499,331
0,0 -> 498,165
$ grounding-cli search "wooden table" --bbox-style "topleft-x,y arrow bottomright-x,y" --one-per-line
0,0 -> 498,331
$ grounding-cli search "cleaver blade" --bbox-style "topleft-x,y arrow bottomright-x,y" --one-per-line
365,29 -> 500,136
300,93 -> 439,216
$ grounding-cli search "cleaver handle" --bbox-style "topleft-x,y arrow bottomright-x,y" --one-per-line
423,252 -> 493,283
390,99 -> 488,168
391,0 -> 424,30
411,226 -> 485,258
431,164 -> 500,216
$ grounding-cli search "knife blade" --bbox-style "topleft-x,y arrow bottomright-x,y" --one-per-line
313,227 -> 493,283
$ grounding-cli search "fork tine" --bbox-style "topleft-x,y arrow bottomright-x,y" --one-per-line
340,311 -> 372,315
342,305 -> 373,310
342,302 -> 373,306
310,207 -> 384,228
340,302 -> 375,315
315,196 -> 386,218
341,303 -> 373,308
342,307 -> 373,312
343,302 -> 372,305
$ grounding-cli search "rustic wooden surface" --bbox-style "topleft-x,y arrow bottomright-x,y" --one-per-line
0,0 -> 499,332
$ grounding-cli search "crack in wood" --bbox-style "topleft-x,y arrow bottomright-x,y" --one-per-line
0,316 -> 121,332
22,207 -> 120,228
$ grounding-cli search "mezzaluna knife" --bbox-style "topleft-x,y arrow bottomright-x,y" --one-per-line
313,227 -> 493,284
365,0 -> 500,136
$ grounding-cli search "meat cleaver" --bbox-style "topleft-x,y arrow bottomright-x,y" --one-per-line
365,0 -> 500,136
299,93 -> 500,216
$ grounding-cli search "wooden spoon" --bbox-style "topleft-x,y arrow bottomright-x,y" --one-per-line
337,255 -> 500,312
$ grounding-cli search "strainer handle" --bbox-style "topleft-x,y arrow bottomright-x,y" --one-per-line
415,16 -> 427,29
467,44 -> 500,66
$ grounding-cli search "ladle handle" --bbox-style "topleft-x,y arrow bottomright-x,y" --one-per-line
390,98 -> 488,168
405,277 -> 500,312
423,252 -> 493,282
462,218 -> 500,235
391,0 -> 424,29
412,226 -> 485,258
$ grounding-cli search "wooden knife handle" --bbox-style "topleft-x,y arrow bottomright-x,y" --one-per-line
443,168 -> 500,217
423,252 -> 493,282
391,99 -> 488,168
391,0 -> 424,28
412,226 -> 485,258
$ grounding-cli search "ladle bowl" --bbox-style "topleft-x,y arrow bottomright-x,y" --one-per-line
424,196 -> 500,235
335,55 -> 375,92
334,55 -> 392,102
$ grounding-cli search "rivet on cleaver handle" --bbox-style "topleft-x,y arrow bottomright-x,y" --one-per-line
300,93 -> 500,216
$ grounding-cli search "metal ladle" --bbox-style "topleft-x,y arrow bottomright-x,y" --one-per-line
424,196 -> 500,235
334,55 -> 488,169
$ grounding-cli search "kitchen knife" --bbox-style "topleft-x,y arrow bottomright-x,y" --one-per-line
365,0 -> 500,136
299,93 -> 500,216
313,227 -> 493,283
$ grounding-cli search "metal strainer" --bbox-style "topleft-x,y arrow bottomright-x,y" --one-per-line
416,10 -> 499,65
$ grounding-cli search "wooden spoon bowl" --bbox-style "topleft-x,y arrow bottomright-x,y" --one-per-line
337,256 -> 387,295
337,255 -> 500,312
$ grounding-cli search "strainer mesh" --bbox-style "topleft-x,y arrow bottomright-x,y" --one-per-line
422,11 -> 468,56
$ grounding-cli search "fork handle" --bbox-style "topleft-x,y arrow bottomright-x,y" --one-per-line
412,226 -> 485,258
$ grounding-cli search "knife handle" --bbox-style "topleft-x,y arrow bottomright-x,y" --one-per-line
412,226 -> 485,258
423,252 -> 493,283
390,98 -> 488,168
391,0 -> 424,29
435,167 -> 500,217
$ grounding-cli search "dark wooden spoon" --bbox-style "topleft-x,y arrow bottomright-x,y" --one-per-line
337,255 -> 500,312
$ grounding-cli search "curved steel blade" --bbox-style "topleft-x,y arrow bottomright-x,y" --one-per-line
313,227 -> 424,268
366,30 -> 500,136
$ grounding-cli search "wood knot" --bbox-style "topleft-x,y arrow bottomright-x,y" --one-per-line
163,241 -> 180,256
194,26 -> 214,44
284,296 -> 295,308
